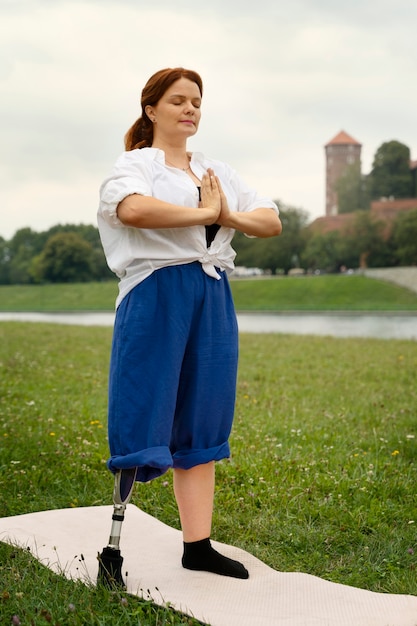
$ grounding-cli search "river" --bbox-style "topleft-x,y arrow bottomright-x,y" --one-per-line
0,311 -> 416,340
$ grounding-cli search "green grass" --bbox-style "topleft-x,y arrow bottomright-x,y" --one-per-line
0,281 -> 119,312
1,274 -> 417,312
0,541 -> 205,626
230,274 -> 417,311
1,323 -> 416,624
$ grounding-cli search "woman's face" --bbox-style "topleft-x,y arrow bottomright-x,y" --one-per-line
147,77 -> 202,143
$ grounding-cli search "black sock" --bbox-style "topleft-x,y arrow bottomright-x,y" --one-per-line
182,538 -> 249,579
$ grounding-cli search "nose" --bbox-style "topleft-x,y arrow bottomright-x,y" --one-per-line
183,100 -> 197,115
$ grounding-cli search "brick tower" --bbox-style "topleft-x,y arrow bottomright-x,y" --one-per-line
325,131 -> 362,216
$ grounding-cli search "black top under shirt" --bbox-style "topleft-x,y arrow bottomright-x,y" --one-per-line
197,186 -> 220,247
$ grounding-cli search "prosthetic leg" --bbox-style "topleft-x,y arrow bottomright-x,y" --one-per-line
97,467 -> 137,588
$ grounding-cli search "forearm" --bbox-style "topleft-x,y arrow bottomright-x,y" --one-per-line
221,208 -> 282,238
117,194 -> 218,228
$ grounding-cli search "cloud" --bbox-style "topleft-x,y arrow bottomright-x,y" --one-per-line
0,0 -> 416,239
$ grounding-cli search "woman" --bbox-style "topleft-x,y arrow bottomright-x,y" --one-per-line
98,67 -> 282,579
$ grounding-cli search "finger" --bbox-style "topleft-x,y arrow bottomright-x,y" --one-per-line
202,172 -> 212,187
214,175 -> 222,190
206,168 -> 217,186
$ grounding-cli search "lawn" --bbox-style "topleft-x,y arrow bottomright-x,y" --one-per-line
0,322 -> 416,624
1,274 -> 417,312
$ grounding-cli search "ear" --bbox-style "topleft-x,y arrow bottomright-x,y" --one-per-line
145,105 -> 155,122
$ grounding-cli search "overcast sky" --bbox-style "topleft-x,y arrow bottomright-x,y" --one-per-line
1,0 -> 416,240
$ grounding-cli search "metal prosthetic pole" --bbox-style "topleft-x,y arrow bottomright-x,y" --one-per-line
97,467 -> 137,587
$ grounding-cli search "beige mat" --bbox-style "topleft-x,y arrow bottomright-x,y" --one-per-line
0,505 -> 416,626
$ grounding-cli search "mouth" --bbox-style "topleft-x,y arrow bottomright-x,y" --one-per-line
180,120 -> 195,125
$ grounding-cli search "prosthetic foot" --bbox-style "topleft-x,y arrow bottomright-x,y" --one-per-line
97,467 -> 137,588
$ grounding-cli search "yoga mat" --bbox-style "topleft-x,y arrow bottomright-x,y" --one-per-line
1,505 -> 416,626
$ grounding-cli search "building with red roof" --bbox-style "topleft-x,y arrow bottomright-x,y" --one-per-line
324,130 -> 362,217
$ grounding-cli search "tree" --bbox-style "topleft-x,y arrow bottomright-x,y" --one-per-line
349,211 -> 394,268
370,140 -> 412,199
301,231 -> 355,273
44,223 -> 113,280
391,209 -> 417,265
0,237 -> 10,284
276,206 -> 310,272
33,232 -> 94,283
7,228 -> 44,284
412,166 -> 417,197
335,162 -> 370,213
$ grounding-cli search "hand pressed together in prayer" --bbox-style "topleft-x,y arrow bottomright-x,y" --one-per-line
200,167 -> 232,227
199,168 -> 221,222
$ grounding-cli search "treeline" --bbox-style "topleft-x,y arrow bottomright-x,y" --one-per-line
1,206 -> 416,285
234,205 -> 417,274
0,224 -> 113,285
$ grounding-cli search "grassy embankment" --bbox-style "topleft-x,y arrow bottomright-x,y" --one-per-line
1,273 -> 417,312
0,276 -> 416,624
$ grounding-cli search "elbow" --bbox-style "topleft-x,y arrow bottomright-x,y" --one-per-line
259,217 -> 282,238
273,219 -> 283,237
117,196 -> 144,227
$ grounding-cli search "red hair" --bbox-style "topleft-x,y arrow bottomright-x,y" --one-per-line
124,68 -> 203,151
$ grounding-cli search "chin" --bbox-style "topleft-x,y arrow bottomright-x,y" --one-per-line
180,124 -> 198,135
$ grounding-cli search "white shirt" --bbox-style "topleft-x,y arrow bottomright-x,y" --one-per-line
98,148 -> 279,308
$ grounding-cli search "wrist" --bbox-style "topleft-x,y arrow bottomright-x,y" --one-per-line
218,211 -> 236,229
199,207 -> 220,226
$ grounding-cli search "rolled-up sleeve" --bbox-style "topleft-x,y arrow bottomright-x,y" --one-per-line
99,151 -> 153,227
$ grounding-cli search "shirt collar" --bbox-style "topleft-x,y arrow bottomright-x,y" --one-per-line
143,147 -> 206,168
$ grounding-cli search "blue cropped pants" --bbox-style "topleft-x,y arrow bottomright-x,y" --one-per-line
107,262 -> 239,482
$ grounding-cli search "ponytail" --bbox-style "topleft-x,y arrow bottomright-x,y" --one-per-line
124,115 -> 153,151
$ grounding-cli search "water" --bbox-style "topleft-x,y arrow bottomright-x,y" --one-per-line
0,311 -> 416,340
238,313 -> 417,340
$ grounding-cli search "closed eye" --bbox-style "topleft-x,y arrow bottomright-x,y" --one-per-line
170,96 -> 201,108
